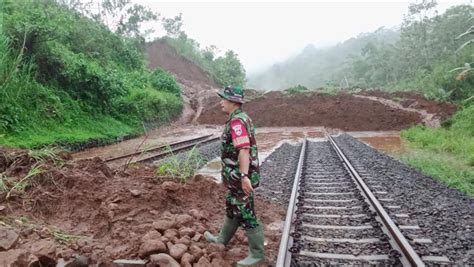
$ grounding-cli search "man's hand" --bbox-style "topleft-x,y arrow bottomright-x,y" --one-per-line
242,176 -> 253,195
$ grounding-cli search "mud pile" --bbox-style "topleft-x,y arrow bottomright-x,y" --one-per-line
0,149 -> 285,266
198,91 -> 455,131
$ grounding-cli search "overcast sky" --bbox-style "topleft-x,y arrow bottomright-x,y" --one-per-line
137,0 -> 472,74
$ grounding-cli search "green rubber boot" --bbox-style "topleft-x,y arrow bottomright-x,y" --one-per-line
204,215 -> 239,245
237,224 -> 265,267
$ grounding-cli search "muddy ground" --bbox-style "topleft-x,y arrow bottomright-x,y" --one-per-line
198,90 -> 456,131
0,149 -> 285,266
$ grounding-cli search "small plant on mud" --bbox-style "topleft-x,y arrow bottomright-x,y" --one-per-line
28,147 -> 64,167
0,173 -> 8,193
5,164 -> 45,199
156,145 -> 204,183
284,85 -> 309,94
51,229 -> 82,243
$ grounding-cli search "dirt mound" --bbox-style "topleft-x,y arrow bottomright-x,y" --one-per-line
198,91 -> 426,131
0,151 -> 284,266
145,40 -> 220,124
360,90 -> 457,121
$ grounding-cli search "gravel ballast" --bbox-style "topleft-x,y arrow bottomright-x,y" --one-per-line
334,134 -> 473,265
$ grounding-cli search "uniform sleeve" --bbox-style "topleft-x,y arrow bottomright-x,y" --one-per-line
230,118 -> 251,149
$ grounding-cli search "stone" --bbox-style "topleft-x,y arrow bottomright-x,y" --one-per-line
191,233 -> 202,242
181,253 -> 195,266
153,219 -> 176,232
139,240 -> 167,258
0,226 -> 19,251
149,253 -> 180,267
194,256 -> 211,267
164,228 -> 179,239
206,243 -> 225,255
175,236 -> 191,246
56,248 -> 75,260
141,230 -> 162,243
168,243 -> 188,260
189,245 -> 203,260
178,227 -> 195,238
113,259 -> 147,267
0,249 -> 39,266
211,257 -> 226,267
161,181 -> 180,192
175,214 -> 194,227
0,205 -> 5,212
188,209 -> 204,220
30,239 -> 57,266
129,189 -> 141,197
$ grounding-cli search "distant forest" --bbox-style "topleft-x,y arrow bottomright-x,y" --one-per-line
248,3 -> 473,102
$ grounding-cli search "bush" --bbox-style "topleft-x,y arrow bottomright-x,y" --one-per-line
150,68 -> 181,96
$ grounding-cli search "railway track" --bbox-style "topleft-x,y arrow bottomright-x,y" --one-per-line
276,135 -> 451,266
104,134 -> 219,165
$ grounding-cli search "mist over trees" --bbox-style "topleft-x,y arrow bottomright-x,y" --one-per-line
248,2 -> 474,102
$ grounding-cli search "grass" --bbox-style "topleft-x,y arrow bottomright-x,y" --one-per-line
6,163 -> 45,199
0,114 -> 141,149
400,104 -> 474,197
399,148 -> 474,197
156,145 -> 204,183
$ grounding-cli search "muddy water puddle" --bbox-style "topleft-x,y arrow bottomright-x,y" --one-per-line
346,131 -> 406,155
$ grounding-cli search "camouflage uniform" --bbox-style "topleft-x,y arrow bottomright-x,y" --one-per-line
221,108 -> 260,229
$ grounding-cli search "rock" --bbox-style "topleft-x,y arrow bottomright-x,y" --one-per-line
30,239 -> 57,266
175,236 -> 191,246
194,256 -> 211,267
153,219 -> 176,232
206,243 -> 225,254
161,181 -> 180,192
0,249 -> 39,266
181,253 -> 195,266
129,189 -> 141,197
73,255 -> 90,266
175,214 -> 194,227
0,226 -> 19,251
160,236 -> 170,244
211,257 -> 226,267
168,243 -> 188,260
188,209 -> 204,220
149,253 -> 180,267
141,230 -> 162,243
189,245 -> 203,260
164,228 -> 178,239
0,205 -> 5,212
56,248 -> 75,260
139,240 -> 167,258
227,247 -> 242,257
191,233 -> 202,242
113,259 -> 147,267
178,227 -> 195,238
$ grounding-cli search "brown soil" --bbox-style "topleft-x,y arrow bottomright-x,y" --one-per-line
145,40 -> 219,124
198,91 -> 428,131
0,151 -> 284,266
360,90 -> 457,121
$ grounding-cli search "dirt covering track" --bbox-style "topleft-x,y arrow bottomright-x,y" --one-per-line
198,90 -> 456,131
0,150 -> 285,266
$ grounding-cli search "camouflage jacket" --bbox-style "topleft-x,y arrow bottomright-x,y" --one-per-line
221,108 -> 260,193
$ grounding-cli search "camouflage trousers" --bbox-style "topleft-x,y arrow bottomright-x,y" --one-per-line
225,191 -> 259,230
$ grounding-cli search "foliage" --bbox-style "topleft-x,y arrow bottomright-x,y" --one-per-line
156,146 -> 204,183
284,85 -> 309,94
400,103 -> 474,196
160,19 -> 246,87
249,4 -> 474,103
0,0 -> 183,148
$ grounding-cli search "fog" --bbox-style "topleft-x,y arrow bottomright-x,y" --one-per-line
138,0 -> 471,75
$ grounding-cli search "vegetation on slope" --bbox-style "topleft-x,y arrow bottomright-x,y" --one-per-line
0,0 -> 182,148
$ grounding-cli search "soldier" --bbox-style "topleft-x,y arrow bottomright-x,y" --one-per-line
204,86 -> 265,266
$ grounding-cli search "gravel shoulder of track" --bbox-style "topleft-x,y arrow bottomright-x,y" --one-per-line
258,143 -> 302,205
334,134 -> 473,265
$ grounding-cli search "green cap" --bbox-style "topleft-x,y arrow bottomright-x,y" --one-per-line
217,86 -> 245,104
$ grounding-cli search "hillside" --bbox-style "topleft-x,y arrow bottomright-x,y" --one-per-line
145,40 -> 219,124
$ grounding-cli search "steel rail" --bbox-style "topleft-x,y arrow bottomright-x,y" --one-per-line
327,134 -> 425,267
104,134 -> 214,162
276,139 -> 307,267
131,137 -> 220,163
